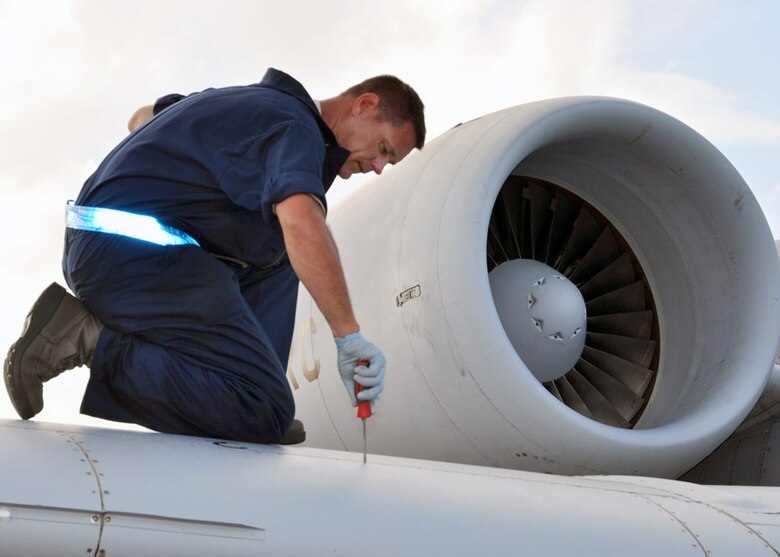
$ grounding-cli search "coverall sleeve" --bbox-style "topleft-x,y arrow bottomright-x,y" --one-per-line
218,121 -> 327,223
153,93 -> 187,115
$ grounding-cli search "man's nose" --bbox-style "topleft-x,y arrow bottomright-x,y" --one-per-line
371,157 -> 388,175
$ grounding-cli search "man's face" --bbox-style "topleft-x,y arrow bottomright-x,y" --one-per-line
335,95 -> 417,179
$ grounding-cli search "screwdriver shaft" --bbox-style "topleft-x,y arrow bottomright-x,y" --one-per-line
362,418 -> 367,463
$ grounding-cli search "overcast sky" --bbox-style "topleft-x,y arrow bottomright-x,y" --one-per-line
1,0 -> 777,428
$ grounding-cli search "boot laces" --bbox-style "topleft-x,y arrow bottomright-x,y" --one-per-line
56,352 -> 89,374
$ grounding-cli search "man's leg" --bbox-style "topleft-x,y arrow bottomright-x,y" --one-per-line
237,260 -> 304,442
237,261 -> 300,368
63,230 -> 294,443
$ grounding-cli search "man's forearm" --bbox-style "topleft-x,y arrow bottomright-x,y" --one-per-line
277,195 -> 359,338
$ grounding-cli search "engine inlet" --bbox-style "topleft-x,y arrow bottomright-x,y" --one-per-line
487,176 -> 658,428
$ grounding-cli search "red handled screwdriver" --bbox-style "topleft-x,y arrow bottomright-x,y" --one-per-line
355,360 -> 372,463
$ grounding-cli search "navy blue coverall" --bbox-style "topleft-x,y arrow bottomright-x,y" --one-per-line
63,69 -> 349,442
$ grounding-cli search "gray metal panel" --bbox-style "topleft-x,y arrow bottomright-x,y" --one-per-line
0,506 -> 101,557
728,487 -> 780,552
0,421 -> 101,509
681,367 -> 780,486
642,495 -> 775,554
762,424 -> 780,485
0,421 -> 102,555
4,420 -> 780,556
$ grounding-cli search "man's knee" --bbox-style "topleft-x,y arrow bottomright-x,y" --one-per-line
237,399 -> 294,443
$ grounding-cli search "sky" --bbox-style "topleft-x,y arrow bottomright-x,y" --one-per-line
0,0 -> 778,429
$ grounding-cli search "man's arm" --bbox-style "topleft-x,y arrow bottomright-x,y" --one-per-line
276,192 -> 385,409
275,193 -> 359,338
127,104 -> 155,133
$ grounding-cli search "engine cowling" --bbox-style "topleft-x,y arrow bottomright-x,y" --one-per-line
287,97 -> 780,478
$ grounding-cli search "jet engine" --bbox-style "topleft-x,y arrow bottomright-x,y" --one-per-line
288,97 -> 780,478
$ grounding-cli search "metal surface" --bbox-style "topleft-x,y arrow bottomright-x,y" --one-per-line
289,97 -> 780,478
2,419 -> 780,556
362,419 -> 367,463
489,259 -> 587,382
0,422 -> 104,555
682,366 -> 780,486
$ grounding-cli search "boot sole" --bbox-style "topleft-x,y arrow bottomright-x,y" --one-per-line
276,418 -> 306,445
4,283 -> 68,419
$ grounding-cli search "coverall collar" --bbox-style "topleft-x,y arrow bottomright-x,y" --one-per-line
259,68 -> 349,188
259,68 -> 320,117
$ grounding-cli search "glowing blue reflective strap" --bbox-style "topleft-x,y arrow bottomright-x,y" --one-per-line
65,202 -> 200,247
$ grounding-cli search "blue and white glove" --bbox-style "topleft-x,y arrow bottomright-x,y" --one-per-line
335,331 -> 386,414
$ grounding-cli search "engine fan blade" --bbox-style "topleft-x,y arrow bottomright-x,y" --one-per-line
579,253 -> 636,300
488,219 -> 511,270
586,333 -> 657,368
586,281 -> 648,315
566,369 -> 630,427
574,358 -> 646,423
545,379 -> 564,402
558,207 -> 601,275
568,228 -> 621,286
525,181 -> 554,261
499,182 -> 526,260
545,190 -> 579,266
554,376 -> 593,419
586,311 -> 654,339
581,346 -> 654,397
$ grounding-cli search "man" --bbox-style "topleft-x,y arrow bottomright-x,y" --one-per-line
4,68 -> 426,444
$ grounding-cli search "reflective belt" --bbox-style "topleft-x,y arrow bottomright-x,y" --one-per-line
65,201 -> 200,247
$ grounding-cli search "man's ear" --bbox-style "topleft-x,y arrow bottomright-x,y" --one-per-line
352,93 -> 380,116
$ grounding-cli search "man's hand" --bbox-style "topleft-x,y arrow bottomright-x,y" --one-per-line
335,332 -> 386,413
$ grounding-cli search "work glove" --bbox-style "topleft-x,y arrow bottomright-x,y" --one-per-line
335,331 -> 386,414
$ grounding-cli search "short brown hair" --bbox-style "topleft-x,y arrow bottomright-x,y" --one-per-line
344,75 -> 426,149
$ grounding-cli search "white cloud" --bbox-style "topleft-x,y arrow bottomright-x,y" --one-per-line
597,70 -> 780,144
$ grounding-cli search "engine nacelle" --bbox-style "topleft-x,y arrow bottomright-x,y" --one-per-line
287,97 -> 780,478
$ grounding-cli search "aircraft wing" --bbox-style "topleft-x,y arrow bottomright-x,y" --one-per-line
2,418 -> 780,556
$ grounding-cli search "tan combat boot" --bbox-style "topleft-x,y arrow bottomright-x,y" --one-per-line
4,283 -> 103,419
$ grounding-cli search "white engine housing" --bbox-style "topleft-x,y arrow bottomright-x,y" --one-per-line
287,97 -> 780,478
